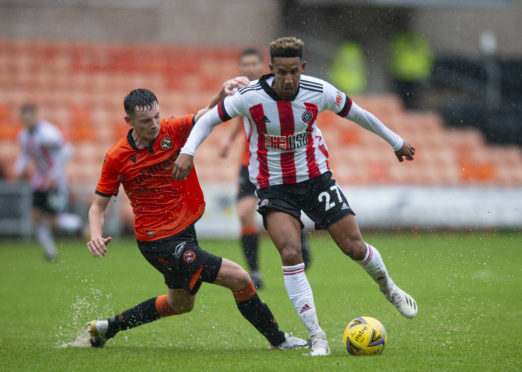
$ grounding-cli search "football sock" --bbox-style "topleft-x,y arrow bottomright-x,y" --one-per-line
357,243 -> 394,293
240,225 -> 259,272
233,281 -> 286,346
106,295 -> 177,338
300,230 -> 312,269
35,221 -> 57,258
282,263 -> 324,337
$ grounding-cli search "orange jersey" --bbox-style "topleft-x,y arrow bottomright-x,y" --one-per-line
240,136 -> 250,166
95,114 -> 205,241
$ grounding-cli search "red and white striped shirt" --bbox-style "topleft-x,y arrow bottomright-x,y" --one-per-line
182,74 -> 403,189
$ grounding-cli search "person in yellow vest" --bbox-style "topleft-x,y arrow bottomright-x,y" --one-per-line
329,41 -> 367,96
389,31 -> 434,110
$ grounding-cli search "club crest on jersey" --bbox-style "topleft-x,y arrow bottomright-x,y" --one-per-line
302,110 -> 314,124
161,137 -> 172,150
182,250 -> 196,263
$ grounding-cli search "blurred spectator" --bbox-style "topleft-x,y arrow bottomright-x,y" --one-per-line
328,41 -> 367,95
15,104 -> 81,261
388,31 -> 433,110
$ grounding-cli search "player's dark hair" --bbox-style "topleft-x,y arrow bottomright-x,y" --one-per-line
20,103 -> 36,114
269,37 -> 304,62
239,47 -> 263,62
124,89 -> 158,116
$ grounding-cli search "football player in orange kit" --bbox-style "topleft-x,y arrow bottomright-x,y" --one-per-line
85,81 -> 309,350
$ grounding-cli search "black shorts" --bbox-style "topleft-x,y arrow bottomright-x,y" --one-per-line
237,165 -> 257,200
137,223 -> 223,295
32,190 -> 58,214
256,171 -> 355,230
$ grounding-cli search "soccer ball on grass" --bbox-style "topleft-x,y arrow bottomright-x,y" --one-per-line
343,316 -> 387,355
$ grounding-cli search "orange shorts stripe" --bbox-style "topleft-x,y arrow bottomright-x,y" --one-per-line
155,295 -> 177,317
189,266 -> 204,291
233,281 -> 256,302
241,225 -> 257,236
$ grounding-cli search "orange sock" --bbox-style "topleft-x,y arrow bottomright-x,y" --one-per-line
241,225 -> 257,236
155,295 -> 178,317
233,281 -> 256,302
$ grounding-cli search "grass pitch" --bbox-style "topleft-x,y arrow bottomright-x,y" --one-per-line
0,231 -> 521,371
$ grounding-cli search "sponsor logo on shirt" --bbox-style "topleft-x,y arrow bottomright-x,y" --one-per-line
264,133 -> 309,152
133,151 -> 180,185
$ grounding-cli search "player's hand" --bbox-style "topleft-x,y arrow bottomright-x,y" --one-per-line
223,76 -> 250,96
395,140 -> 415,162
87,236 -> 112,258
172,153 -> 194,181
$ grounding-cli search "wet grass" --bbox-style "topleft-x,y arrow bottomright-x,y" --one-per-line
0,231 -> 520,371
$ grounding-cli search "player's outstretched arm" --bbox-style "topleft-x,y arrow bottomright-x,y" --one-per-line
194,76 -> 250,122
346,102 -> 415,162
87,194 -> 113,258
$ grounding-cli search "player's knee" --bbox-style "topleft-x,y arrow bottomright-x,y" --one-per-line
342,238 -> 366,261
167,297 -> 194,314
279,244 -> 303,265
234,267 -> 252,289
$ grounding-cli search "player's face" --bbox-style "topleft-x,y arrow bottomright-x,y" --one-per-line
239,55 -> 264,81
126,102 -> 161,144
270,57 -> 306,100
20,110 -> 37,130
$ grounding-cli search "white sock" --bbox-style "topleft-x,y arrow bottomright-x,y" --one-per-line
56,213 -> 82,233
35,221 -> 57,258
357,243 -> 394,293
282,263 -> 324,338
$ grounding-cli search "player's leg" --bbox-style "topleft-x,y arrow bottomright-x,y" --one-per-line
32,190 -> 58,261
300,230 -> 312,269
264,211 -> 328,355
328,214 -> 417,318
88,289 -> 190,347
237,195 -> 263,288
212,257 -> 309,349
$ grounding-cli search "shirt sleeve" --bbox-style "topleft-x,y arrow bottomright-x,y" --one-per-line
181,93 -> 244,156
163,113 -> 196,147
322,80 -> 352,117
95,153 -> 120,197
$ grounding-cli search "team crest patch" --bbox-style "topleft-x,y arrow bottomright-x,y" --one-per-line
161,137 -> 173,150
302,110 -> 313,124
260,199 -> 270,208
182,250 -> 196,263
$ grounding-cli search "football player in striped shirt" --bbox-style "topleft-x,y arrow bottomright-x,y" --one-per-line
220,47 -> 313,290
173,37 -> 418,356
85,82 -> 309,350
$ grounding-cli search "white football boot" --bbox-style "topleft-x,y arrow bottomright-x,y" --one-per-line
87,320 -> 110,347
270,332 -> 311,350
385,285 -> 418,318
307,332 -> 330,356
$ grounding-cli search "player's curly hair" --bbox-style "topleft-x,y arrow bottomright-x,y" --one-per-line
124,89 -> 158,116
269,37 -> 304,62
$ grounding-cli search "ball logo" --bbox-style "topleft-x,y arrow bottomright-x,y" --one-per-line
182,250 -> 196,263
161,137 -> 173,150
302,110 -> 313,124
